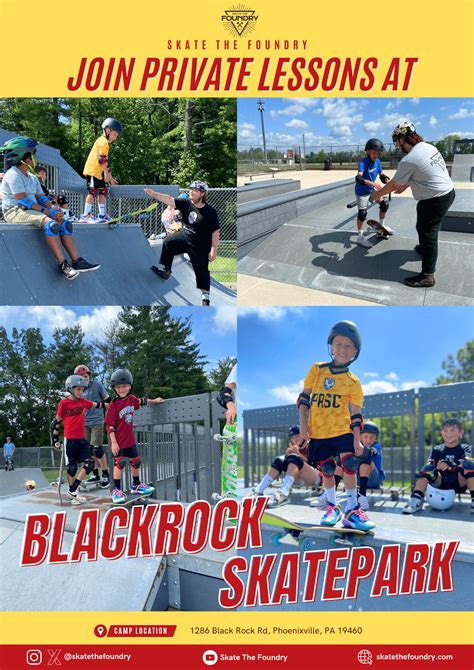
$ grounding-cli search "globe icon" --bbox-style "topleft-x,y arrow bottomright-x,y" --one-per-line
357,649 -> 373,665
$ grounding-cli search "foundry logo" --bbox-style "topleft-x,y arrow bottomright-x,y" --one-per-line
221,4 -> 258,37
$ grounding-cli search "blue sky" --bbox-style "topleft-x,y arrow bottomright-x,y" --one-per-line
237,306 -> 473,411
0,306 -> 237,374
238,98 -> 474,150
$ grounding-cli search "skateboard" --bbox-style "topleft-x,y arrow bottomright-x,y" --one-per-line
381,485 -> 410,501
212,418 -> 238,501
80,478 -> 108,492
366,219 -> 393,239
104,202 -> 158,228
57,441 -> 65,505
261,510 -> 374,550
108,491 -> 152,507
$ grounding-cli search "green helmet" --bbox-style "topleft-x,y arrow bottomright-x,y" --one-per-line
0,136 -> 38,169
65,374 -> 88,395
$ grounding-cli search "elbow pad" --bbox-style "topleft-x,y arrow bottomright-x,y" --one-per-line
217,386 -> 234,408
380,174 -> 390,184
297,392 -> 311,408
350,413 -> 363,431
36,195 -> 50,207
140,397 -> 148,406
18,196 -> 36,210
98,154 -> 107,165
355,175 -> 365,186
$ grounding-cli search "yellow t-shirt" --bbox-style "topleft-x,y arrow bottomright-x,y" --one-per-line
304,362 -> 364,439
83,136 -> 110,179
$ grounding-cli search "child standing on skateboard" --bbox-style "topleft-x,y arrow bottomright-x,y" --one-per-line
51,375 -> 108,505
105,368 -> 164,504
251,426 -> 321,507
79,118 -> 122,224
403,418 -> 473,514
298,320 -> 375,531
354,138 -> 392,248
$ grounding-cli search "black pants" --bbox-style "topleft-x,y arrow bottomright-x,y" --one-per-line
160,230 -> 210,291
416,189 -> 455,274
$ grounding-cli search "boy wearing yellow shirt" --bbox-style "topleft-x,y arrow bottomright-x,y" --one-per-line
79,118 -> 122,223
298,320 -> 375,531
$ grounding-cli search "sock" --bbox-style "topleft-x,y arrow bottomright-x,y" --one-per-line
84,202 -> 93,216
113,479 -> 121,490
281,475 -> 295,495
325,486 -> 336,505
345,488 -> 358,510
256,474 -> 273,494
334,474 -> 342,489
132,475 -> 140,487
358,230 -> 364,237
69,479 -> 80,493
93,468 -> 99,476
102,469 -> 109,478
99,203 -> 106,216
412,490 -> 424,501
359,476 -> 368,496
201,291 -> 210,301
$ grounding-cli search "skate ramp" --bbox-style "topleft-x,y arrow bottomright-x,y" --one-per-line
451,153 -> 474,182
0,468 -> 50,497
0,223 -> 236,306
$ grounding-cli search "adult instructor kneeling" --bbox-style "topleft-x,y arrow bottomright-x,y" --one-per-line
370,122 -> 455,288
145,180 -> 220,306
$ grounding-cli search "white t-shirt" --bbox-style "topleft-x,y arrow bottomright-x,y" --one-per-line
226,364 -> 237,387
393,142 -> 453,201
1,166 -> 42,211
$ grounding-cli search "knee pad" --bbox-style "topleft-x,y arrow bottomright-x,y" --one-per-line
357,208 -> 367,222
115,456 -> 127,471
341,453 -> 359,475
67,461 -> 78,478
87,186 -> 98,197
92,445 -> 104,458
461,459 -> 474,479
358,446 -> 376,465
271,456 -> 285,473
319,457 -> 337,478
415,463 -> 437,483
97,186 -> 108,196
286,453 -> 305,470
44,219 -> 60,236
130,456 -> 141,469
379,199 -> 389,213
83,457 -> 95,474
59,219 -> 73,236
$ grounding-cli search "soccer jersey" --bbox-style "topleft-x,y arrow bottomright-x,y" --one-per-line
430,442 -> 471,469
83,136 -> 110,179
105,395 -> 141,450
57,397 -> 95,439
303,362 -> 363,439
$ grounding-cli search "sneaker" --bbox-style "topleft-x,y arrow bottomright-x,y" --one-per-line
112,488 -> 127,504
309,491 -> 328,508
97,213 -> 113,223
78,213 -> 99,224
245,488 -> 261,498
358,494 -> 369,510
343,505 -> 376,531
402,497 -> 424,514
320,502 -> 343,527
202,298 -> 211,307
67,489 -> 87,506
72,257 -> 100,274
414,244 -> 422,255
59,260 -> 79,280
267,490 -> 290,508
357,234 -> 373,248
151,265 -> 172,279
131,483 -> 155,496
404,273 -> 435,288
87,474 -> 100,483
99,476 -> 110,489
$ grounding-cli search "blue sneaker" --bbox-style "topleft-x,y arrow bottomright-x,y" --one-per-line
342,505 -> 376,531
112,488 -> 126,504
131,483 -> 154,496
320,503 -> 343,527
97,213 -> 113,223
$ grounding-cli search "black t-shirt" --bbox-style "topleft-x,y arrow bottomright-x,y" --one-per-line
174,198 -> 220,249
430,442 -> 471,470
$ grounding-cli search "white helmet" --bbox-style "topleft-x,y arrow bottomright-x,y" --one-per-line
392,121 -> 416,142
427,485 -> 455,511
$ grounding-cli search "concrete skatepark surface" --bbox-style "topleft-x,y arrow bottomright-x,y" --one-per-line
238,181 -> 473,306
0,223 -> 236,307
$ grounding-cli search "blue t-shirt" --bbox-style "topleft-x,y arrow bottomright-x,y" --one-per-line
372,440 -> 385,481
355,157 -> 383,196
4,442 -> 15,456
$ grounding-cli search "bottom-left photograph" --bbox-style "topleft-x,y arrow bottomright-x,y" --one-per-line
0,304 -> 237,612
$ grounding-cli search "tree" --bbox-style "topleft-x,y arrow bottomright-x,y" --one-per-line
436,341 -> 474,384
207,357 -> 237,390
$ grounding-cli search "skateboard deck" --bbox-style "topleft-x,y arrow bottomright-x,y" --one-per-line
57,441 -> 65,505
109,491 -> 152,507
367,219 -> 392,239
213,417 -> 238,499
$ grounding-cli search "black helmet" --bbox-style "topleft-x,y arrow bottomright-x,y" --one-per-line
327,321 -> 362,363
102,118 -> 123,135
288,425 -> 300,438
110,368 -> 133,387
361,421 -> 380,436
365,138 -> 384,152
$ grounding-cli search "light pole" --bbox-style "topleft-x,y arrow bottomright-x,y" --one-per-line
257,99 -> 267,162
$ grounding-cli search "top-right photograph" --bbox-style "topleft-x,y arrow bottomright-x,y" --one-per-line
237,98 -> 473,307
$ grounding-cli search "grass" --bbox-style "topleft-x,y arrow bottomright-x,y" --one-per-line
211,243 -> 237,283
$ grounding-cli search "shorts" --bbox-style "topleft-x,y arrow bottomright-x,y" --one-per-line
85,175 -> 107,192
65,438 -> 91,465
308,433 -> 354,467
437,470 -> 466,493
356,194 -> 389,209
117,444 -> 139,459
85,425 -> 103,446
3,206 -> 46,227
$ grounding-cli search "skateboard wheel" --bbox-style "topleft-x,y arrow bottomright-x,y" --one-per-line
329,534 -> 337,546
270,532 -> 284,547
390,492 -> 399,501
300,538 -> 313,552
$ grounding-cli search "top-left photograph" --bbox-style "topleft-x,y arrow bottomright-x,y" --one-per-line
0,98 -> 237,307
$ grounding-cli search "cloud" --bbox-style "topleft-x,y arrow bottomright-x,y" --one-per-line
212,307 -> 237,335
0,306 -> 119,339
270,100 -> 318,118
76,307 -> 122,338
385,100 -> 402,111
238,307 -> 303,321
401,380 -> 428,391
385,372 -> 399,381
409,98 -> 420,105
321,100 -> 364,141
364,113 -> 408,134
363,380 -> 399,396
429,116 -> 438,127
448,108 -> 474,120
270,379 -> 303,403
285,119 -> 309,129
364,372 -> 379,378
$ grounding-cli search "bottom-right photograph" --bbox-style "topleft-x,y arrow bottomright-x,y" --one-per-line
236,306 -> 472,611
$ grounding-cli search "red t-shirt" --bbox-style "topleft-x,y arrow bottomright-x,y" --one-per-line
57,397 -> 95,439
105,395 -> 141,450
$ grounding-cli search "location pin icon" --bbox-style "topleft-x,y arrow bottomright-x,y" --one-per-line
95,624 -> 107,637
